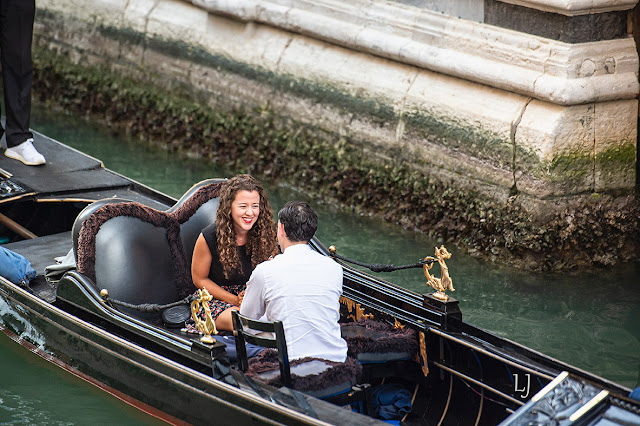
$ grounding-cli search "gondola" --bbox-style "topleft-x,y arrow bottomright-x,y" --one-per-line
0,132 -> 638,425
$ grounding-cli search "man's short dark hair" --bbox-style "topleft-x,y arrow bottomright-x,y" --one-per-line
278,201 -> 318,242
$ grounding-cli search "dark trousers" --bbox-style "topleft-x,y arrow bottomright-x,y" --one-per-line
0,0 -> 34,148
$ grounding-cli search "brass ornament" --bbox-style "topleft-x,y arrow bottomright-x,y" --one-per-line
99,288 -> 109,301
340,296 -> 374,322
419,331 -> 429,377
393,318 -> 405,330
423,246 -> 455,302
191,288 -> 218,343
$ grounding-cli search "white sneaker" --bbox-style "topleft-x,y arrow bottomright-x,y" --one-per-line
5,138 -> 46,166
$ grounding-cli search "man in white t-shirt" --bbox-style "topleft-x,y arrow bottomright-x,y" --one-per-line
240,201 -> 348,362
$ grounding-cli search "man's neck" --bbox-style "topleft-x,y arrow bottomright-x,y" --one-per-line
281,240 -> 307,251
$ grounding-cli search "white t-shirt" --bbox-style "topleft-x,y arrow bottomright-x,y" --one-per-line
240,243 -> 348,362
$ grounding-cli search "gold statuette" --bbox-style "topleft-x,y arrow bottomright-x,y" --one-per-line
423,246 -> 455,302
191,288 -> 218,343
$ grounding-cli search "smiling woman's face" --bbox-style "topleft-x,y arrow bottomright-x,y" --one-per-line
231,190 -> 260,235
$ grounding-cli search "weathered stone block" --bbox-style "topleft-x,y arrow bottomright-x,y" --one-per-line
148,0 -> 209,45
515,100 -> 596,196
202,16 -> 290,71
123,0 -> 159,34
594,100 -> 637,192
404,72 -> 525,171
514,99 -> 638,197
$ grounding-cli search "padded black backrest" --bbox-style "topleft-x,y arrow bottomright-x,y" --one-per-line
72,198 -> 130,265
73,200 -> 180,321
72,179 -> 225,322
96,214 -> 178,320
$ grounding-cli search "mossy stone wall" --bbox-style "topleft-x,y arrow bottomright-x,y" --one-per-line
31,9 -> 640,271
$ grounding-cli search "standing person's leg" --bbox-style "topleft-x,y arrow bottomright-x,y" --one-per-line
1,0 -> 44,165
0,0 -> 4,143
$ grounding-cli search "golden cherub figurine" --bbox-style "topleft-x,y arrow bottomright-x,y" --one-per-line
424,246 -> 455,302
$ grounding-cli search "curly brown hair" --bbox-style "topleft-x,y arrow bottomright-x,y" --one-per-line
216,174 -> 278,278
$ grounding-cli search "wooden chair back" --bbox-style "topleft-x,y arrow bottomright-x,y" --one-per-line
231,310 -> 292,387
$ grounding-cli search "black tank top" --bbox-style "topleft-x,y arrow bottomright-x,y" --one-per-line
201,223 -> 253,289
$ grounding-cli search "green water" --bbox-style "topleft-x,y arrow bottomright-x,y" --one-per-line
1,104 -> 638,423
0,331 -> 164,425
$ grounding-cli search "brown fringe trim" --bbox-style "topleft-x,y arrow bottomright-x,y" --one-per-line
77,182 -> 222,298
247,349 -> 361,392
341,319 -> 418,358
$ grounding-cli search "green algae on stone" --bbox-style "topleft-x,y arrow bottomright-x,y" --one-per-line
403,109 -> 513,169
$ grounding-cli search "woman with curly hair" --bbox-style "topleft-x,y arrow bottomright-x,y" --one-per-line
191,174 -> 278,331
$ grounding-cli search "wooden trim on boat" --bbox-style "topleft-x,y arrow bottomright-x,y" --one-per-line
0,212 -> 38,239
0,192 -> 37,204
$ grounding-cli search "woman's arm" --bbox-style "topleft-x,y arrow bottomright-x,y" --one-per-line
191,234 -> 241,306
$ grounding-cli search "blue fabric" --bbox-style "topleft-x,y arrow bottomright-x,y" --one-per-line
630,387 -> 640,401
213,334 -> 265,363
370,383 -> 412,420
0,246 -> 36,285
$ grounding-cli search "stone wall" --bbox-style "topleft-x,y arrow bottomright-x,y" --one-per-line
389,0 -> 484,21
32,0 -> 640,269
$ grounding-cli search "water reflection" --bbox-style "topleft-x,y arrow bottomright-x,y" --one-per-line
30,105 -> 640,395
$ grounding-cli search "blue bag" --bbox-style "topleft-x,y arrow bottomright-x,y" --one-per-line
370,383 -> 413,420
0,246 -> 36,285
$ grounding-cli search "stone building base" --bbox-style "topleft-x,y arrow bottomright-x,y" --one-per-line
32,0 -> 640,269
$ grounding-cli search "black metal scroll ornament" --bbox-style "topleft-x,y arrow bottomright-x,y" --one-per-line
504,371 -> 610,425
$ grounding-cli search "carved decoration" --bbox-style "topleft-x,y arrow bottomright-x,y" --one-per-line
340,296 -> 374,322
419,331 -> 429,377
393,318 -> 405,330
191,288 -> 218,343
423,246 -> 455,302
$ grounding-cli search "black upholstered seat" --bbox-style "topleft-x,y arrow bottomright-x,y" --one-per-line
72,179 -> 224,321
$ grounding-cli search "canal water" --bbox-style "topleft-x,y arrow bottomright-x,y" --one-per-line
1,104 -> 638,423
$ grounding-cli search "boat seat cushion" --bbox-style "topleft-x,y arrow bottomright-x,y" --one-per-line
247,349 -> 361,399
341,319 -> 418,363
73,180 -> 223,320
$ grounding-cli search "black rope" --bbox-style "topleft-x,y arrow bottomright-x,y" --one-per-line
329,252 -> 435,273
103,293 -> 197,313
